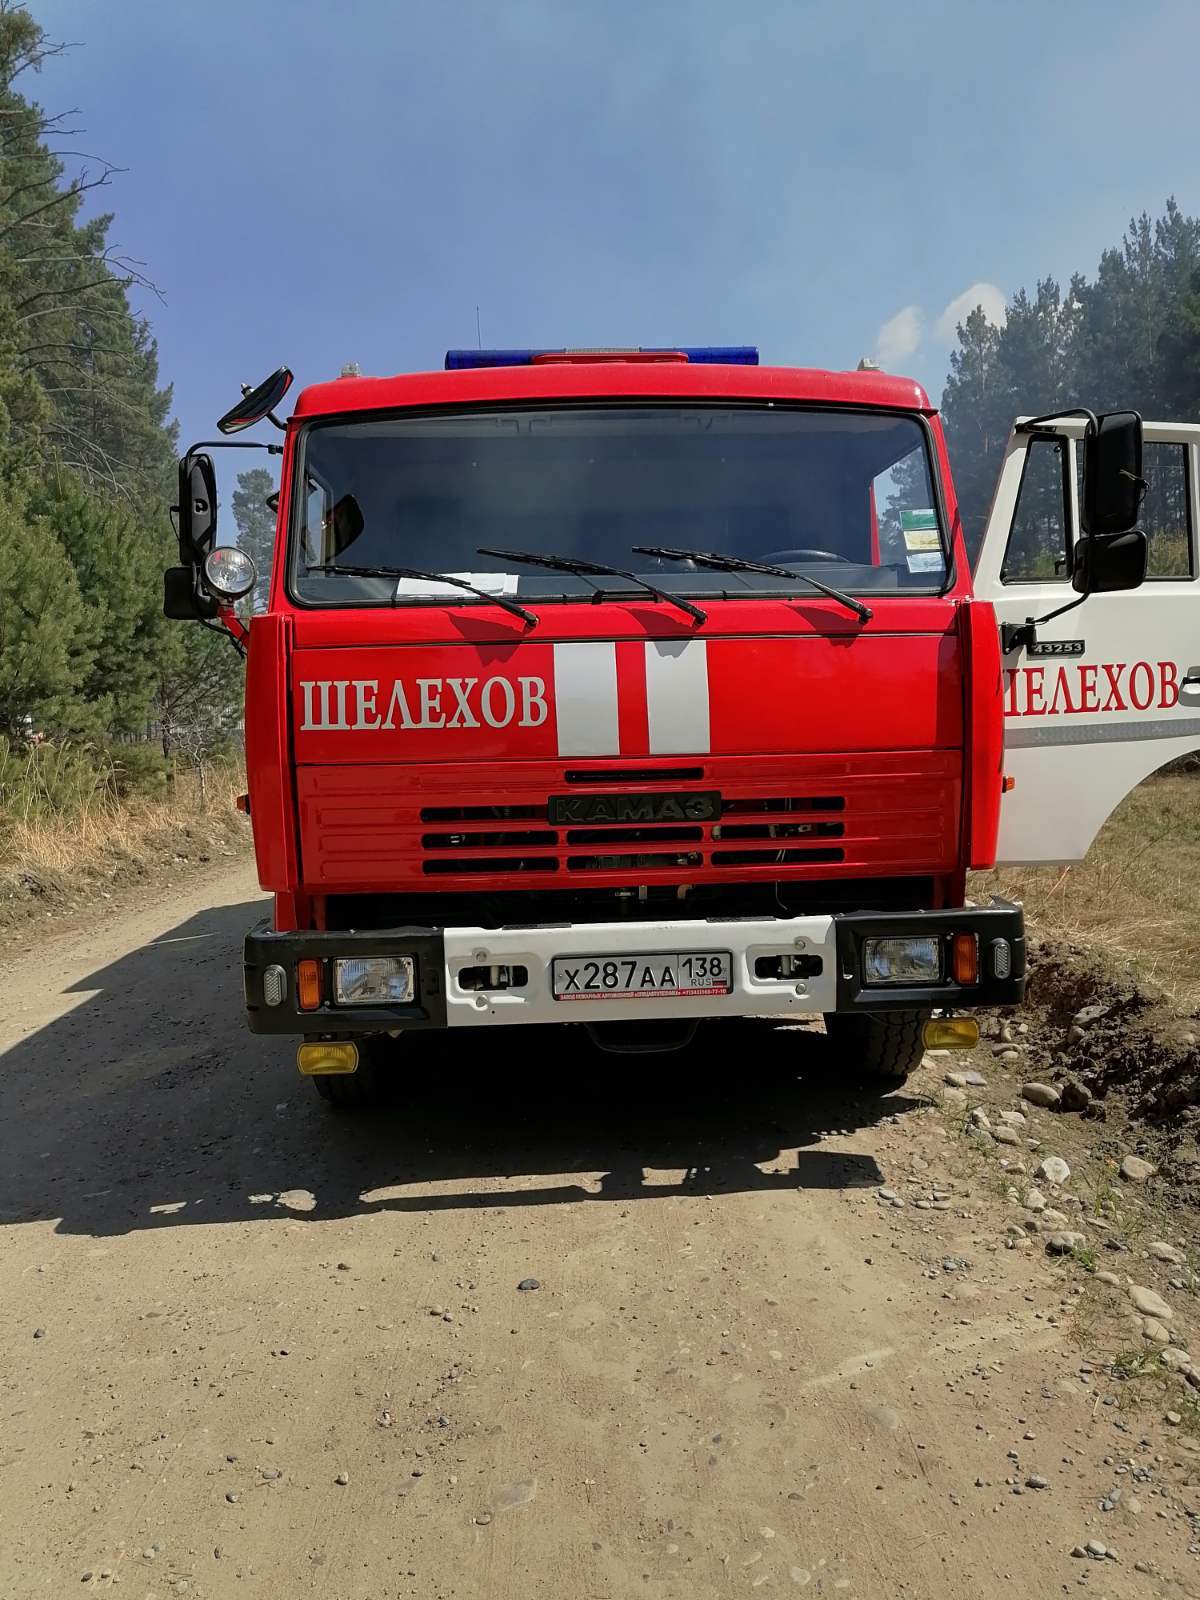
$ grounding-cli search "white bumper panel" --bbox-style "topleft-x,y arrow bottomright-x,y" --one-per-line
443,915 -> 837,1026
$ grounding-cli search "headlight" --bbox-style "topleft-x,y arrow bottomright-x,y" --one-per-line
203,545 -> 257,599
334,956 -> 415,1005
862,935 -> 942,985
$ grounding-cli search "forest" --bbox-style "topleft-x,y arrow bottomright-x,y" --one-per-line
1,0 -> 1198,832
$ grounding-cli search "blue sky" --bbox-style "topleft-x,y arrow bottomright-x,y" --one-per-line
32,0 -> 1200,449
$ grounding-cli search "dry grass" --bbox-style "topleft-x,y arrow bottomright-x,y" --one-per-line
0,759 -> 249,931
973,773 -> 1200,1007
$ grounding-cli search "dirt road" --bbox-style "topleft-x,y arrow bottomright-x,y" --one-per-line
2,862 -> 1198,1598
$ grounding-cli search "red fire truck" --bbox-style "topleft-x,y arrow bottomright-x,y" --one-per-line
165,346 -> 1182,1106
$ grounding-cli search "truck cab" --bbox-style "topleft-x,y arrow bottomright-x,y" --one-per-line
166,348 -> 1185,1104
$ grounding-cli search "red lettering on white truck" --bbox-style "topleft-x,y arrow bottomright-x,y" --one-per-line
1003,659 -> 1182,718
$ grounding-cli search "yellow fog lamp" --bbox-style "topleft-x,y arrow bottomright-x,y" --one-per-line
922,1017 -> 980,1051
296,1041 -> 359,1076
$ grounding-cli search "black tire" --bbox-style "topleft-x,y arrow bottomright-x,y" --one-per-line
310,1037 -> 392,1109
823,1010 -> 930,1085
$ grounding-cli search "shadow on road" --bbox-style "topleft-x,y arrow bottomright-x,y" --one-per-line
0,898 -> 917,1237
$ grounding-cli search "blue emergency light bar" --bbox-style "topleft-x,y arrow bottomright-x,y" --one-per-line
444,346 -> 759,370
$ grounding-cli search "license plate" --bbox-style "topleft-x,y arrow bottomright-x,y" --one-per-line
551,951 -> 732,1001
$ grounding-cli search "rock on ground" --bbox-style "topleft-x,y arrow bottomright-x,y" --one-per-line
1021,1082 -> 1061,1109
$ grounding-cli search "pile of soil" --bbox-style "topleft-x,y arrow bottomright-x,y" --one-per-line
996,935 -> 1200,1188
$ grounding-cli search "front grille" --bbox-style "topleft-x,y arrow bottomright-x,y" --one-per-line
422,830 -> 556,849
299,752 -> 960,890
563,766 -> 704,785
423,855 -> 558,875
417,787 -> 852,878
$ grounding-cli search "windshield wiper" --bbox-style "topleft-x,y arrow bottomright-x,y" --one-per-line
308,562 -> 538,627
631,545 -> 872,622
477,547 -> 706,626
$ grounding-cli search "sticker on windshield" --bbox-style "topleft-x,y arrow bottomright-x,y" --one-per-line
900,510 -> 943,573
392,571 -> 518,598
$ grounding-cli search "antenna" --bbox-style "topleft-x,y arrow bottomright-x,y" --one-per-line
476,305 -> 482,350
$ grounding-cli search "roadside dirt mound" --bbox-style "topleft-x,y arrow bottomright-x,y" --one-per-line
1002,935 -> 1200,1184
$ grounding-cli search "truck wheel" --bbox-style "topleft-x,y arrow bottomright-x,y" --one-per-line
822,1010 -> 930,1085
309,1038 -> 390,1109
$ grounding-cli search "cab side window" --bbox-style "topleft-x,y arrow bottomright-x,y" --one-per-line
1072,438 -> 1193,579
1002,438 -> 1069,583
1129,441 -> 1191,578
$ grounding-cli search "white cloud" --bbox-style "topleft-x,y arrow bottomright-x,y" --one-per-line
935,281 -> 1007,343
875,304 -> 922,368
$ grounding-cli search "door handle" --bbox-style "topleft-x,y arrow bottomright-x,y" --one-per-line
1181,667 -> 1200,702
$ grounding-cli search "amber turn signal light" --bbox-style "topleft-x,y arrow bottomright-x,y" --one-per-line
296,958 -> 323,1011
951,932 -> 979,984
923,1017 -> 980,1051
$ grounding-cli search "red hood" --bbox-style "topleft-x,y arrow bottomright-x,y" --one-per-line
275,599 -> 969,894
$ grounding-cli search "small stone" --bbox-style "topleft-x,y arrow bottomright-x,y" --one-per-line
1038,1207 -> 1071,1229
1022,1082 -> 1062,1109
1023,1188 -> 1046,1212
1142,1318 -> 1171,1344
259,1467 -> 281,1480
517,1278 -> 541,1292
963,1071 -> 987,1087
1165,1410 -> 1183,1426
1161,1348 -> 1191,1372
1070,1546 -> 1087,1558
336,1261 -> 351,1271
1045,1232 -> 1086,1254
335,1471 -> 349,1486
1026,1474 -> 1048,1489
1085,1539 -> 1107,1559
1149,1241 -> 1185,1265
142,1548 -> 157,1561
993,1126 -> 1020,1147
1059,1079 -> 1091,1112
1095,1270 -> 1122,1287
1130,1285 -> 1173,1320
995,1049 -> 1021,1062
1036,1155 -> 1070,1185
225,1492 -> 240,1504
1121,1155 -> 1156,1183
998,1110 -> 1027,1128
474,1511 -> 493,1526
944,1071 -> 969,1088
32,1327 -> 45,1340
968,1108 -> 991,1130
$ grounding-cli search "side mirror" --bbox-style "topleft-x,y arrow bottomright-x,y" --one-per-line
1082,410 -> 1145,536
217,366 -> 294,435
176,452 -> 217,562
164,564 -> 218,621
1071,530 -> 1148,595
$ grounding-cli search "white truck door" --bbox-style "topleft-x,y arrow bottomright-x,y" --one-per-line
973,416 -> 1200,864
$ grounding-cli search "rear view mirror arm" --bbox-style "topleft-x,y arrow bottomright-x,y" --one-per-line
1015,407 -> 1098,435
184,439 -> 284,456
999,590 -> 1088,655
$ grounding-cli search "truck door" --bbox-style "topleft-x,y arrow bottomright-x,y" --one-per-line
973,417 -> 1200,864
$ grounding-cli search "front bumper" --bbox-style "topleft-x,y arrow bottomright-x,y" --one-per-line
244,901 -> 1025,1035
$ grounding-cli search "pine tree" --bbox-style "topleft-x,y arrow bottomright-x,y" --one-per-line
940,305 -> 1005,558
232,466 -> 277,611
0,488 -> 94,735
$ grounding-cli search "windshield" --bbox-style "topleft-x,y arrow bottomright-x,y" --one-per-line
289,404 -> 947,606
